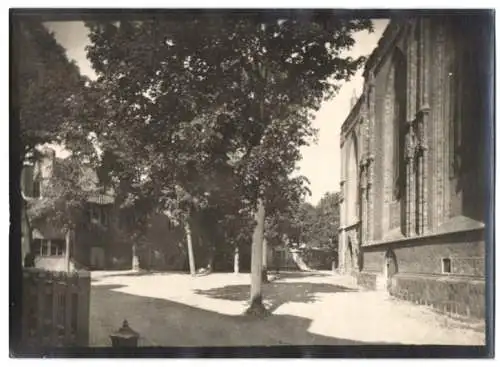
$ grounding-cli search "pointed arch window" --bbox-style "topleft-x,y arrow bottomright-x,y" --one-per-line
32,179 -> 41,198
447,23 -> 463,179
393,47 -> 407,200
346,134 -> 359,224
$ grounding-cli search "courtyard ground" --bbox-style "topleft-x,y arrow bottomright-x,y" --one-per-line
89,270 -> 486,347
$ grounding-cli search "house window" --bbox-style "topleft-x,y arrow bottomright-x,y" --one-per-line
442,258 -> 452,274
32,239 -> 42,256
32,239 -> 65,256
101,209 -> 109,226
51,240 -> 65,256
32,180 -> 41,198
89,205 -> 109,226
119,213 -> 128,230
120,211 -> 137,230
89,206 -> 100,222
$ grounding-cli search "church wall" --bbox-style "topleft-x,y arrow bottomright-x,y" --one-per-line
339,16 -> 491,319
372,59 -> 392,241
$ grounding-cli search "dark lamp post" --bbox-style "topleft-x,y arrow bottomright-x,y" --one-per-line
109,319 -> 139,347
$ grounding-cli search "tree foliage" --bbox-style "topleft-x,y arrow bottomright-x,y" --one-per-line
267,191 -> 340,251
312,191 -> 341,249
15,19 -> 91,161
26,155 -> 101,232
82,15 -> 371,231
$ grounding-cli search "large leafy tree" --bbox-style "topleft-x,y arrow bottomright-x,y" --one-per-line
294,192 -> 341,270
298,201 -> 317,244
313,191 -> 341,249
84,14 -> 372,315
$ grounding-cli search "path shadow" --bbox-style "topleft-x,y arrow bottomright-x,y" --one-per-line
194,281 -> 357,313
93,284 -> 128,291
272,271 -> 331,280
89,283 -> 394,348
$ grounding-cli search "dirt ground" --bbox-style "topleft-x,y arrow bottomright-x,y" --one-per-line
89,271 -> 486,347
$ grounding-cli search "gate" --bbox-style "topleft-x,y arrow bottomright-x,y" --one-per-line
21,268 -> 90,347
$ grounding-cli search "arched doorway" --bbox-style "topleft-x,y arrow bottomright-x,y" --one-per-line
383,249 -> 398,292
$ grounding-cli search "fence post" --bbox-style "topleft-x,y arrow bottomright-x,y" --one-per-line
36,271 -> 45,346
64,272 -> 73,345
76,271 -> 90,346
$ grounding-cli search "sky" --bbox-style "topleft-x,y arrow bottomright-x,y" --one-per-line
45,19 -> 389,206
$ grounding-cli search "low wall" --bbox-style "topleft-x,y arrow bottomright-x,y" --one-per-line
390,273 -> 485,319
35,256 -> 76,272
21,268 -> 91,348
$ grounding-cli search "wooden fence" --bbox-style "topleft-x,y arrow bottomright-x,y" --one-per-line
21,268 -> 91,348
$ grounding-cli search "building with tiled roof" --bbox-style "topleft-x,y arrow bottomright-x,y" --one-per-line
21,146 -> 186,272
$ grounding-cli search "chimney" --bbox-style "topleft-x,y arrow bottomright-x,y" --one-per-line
39,146 -> 56,179
35,147 -> 57,197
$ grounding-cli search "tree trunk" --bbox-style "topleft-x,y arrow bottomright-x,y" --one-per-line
132,244 -> 139,271
233,246 -> 239,274
65,229 -> 71,273
148,246 -> 152,270
245,197 -> 269,316
206,246 -> 214,272
262,237 -> 269,283
185,220 -> 196,276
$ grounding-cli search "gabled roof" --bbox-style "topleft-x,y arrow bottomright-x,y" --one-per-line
341,19 -> 403,138
362,19 -> 401,79
58,158 -> 116,203
25,150 -> 116,206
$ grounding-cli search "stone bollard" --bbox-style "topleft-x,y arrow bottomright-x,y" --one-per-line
110,320 -> 139,347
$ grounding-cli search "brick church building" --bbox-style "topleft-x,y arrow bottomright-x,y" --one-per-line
338,16 -> 492,319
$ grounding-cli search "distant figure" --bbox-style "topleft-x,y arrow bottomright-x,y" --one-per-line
196,266 -> 212,276
24,252 -> 35,268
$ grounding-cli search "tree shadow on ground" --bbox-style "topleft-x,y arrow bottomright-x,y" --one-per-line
92,270 -> 185,280
194,281 -> 357,313
90,283 -> 396,347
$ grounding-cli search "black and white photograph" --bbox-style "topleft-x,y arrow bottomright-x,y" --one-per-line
8,7 -> 495,358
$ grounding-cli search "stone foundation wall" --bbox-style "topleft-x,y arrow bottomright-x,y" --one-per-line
362,229 -> 484,277
361,250 -> 385,273
392,230 -> 484,276
390,273 -> 485,319
357,229 -> 486,320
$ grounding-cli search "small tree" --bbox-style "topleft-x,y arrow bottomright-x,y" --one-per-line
26,155 -> 93,271
313,191 -> 341,250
